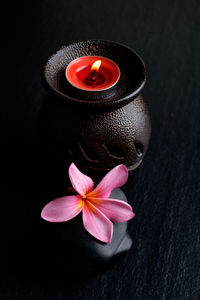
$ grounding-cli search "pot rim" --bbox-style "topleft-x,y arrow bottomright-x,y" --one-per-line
43,39 -> 146,107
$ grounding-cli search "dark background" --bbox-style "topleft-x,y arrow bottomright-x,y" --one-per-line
1,0 -> 200,299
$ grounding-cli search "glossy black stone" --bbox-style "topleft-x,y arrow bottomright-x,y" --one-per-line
49,188 -> 133,261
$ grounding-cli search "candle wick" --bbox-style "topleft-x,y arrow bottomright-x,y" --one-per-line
91,70 -> 96,78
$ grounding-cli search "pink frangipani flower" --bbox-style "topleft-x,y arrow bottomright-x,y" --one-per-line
41,163 -> 135,243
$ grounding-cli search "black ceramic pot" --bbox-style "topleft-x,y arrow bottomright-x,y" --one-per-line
38,40 -> 151,260
39,40 -> 151,176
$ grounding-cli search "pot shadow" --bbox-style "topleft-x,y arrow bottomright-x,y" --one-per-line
0,136 -> 125,294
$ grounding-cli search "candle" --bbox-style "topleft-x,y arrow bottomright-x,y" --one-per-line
65,56 -> 120,92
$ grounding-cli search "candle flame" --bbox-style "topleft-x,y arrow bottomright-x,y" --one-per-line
91,60 -> 101,72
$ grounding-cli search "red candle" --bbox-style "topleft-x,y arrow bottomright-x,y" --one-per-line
65,56 -> 120,92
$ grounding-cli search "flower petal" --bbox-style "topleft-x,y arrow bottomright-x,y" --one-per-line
87,164 -> 128,198
88,197 -> 135,223
69,163 -> 94,197
82,200 -> 113,243
41,195 -> 83,222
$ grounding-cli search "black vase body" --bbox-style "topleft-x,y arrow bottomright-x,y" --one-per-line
40,40 -> 151,176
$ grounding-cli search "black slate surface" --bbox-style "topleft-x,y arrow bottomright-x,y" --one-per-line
1,0 -> 200,299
